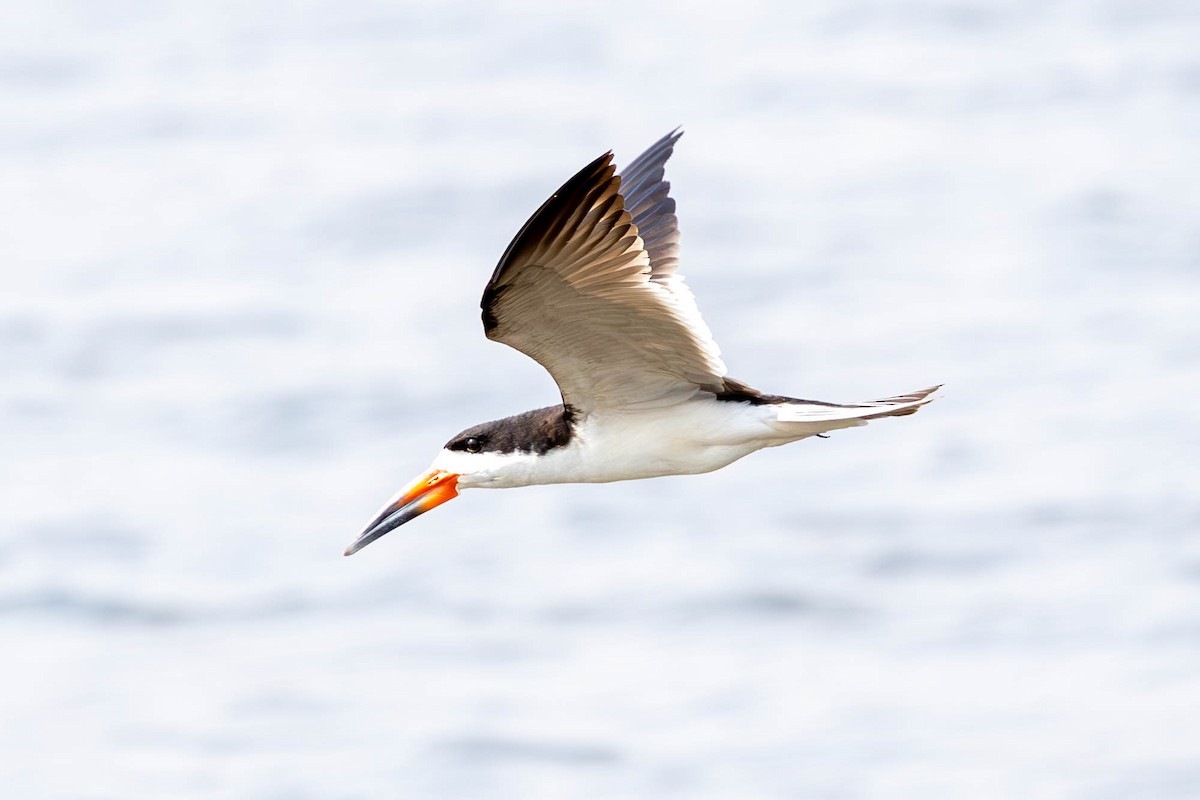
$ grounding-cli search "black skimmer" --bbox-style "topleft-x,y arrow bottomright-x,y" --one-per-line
345,130 -> 938,556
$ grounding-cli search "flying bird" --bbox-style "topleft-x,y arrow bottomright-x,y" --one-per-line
345,130 -> 937,556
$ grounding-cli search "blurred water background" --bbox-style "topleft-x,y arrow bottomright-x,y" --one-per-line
3,1 -> 1199,798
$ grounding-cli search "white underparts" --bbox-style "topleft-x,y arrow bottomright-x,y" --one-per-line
429,387 -> 936,490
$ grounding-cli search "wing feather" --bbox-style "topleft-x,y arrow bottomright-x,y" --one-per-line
481,135 -> 727,413
619,128 -> 682,279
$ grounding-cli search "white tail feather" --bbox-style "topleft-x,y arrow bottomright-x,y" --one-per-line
774,385 -> 941,425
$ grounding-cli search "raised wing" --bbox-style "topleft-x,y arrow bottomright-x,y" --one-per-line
481,135 -> 727,414
619,128 -> 683,278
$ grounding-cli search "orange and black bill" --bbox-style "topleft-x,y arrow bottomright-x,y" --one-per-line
344,469 -> 459,556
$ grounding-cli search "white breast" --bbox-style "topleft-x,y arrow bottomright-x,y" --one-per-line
519,399 -> 786,486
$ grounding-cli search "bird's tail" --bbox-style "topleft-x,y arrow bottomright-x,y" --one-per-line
771,385 -> 941,434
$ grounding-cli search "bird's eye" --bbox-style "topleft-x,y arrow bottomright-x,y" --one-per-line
464,437 -> 483,453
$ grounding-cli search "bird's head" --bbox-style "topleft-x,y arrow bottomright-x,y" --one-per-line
343,412 -> 560,556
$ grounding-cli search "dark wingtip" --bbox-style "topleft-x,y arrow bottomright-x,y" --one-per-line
482,146 -> 621,329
